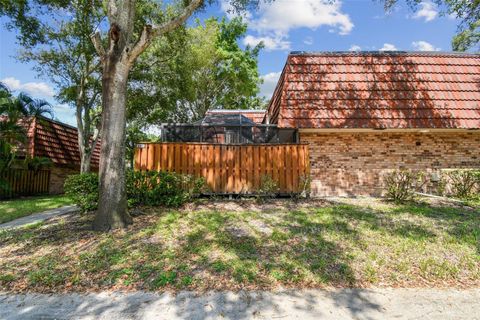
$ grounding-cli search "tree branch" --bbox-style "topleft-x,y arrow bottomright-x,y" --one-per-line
128,24 -> 153,64
128,0 -> 203,64
152,0 -> 203,36
91,31 -> 106,62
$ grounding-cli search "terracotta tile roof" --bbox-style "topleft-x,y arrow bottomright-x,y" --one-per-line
267,52 -> 480,129
205,109 -> 266,124
30,117 -> 100,168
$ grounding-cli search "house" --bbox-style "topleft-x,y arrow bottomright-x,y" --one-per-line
19,116 -> 100,194
264,51 -> 480,196
139,51 -> 480,197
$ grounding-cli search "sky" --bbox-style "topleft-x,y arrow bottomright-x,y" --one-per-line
0,0 -> 460,126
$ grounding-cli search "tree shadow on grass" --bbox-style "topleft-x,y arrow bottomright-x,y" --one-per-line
0,213 -> 171,292
326,198 -> 479,255
180,208 -> 358,288
0,206 -> 385,319
0,198 -> 478,319
389,201 -> 480,253
330,203 -> 440,241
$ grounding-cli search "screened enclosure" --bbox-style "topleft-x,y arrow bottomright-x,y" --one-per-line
159,113 -> 298,144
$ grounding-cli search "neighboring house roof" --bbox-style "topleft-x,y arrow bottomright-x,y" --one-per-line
267,51 -> 480,129
205,109 -> 266,124
27,117 -> 100,168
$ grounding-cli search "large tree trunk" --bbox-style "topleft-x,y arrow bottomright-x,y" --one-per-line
93,55 -> 132,231
90,0 -> 202,231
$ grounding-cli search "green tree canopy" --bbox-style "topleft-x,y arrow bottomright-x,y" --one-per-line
128,17 -> 264,125
0,0 -> 105,172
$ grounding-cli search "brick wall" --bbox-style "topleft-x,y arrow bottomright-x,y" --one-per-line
48,166 -> 79,194
300,131 -> 480,196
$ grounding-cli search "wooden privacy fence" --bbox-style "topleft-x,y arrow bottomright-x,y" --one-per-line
0,169 -> 50,199
135,143 -> 310,194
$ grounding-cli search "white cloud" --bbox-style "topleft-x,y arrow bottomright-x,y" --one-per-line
412,1 -> 438,22
412,40 -> 441,51
349,45 -> 361,51
250,0 -> 353,35
260,72 -> 281,99
243,34 -> 291,51
304,36 -> 314,45
379,43 -> 398,51
1,77 -> 55,98
227,0 -> 353,51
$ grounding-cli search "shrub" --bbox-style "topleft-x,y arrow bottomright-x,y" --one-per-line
290,174 -> 312,200
126,171 -> 206,207
446,170 -> 480,199
256,175 -> 279,201
429,171 -> 447,196
64,173 -> 99,212
24,156 -> 52,172
65,170 -> 205,212
383,169 -> 427,202
298,174 -> 312,198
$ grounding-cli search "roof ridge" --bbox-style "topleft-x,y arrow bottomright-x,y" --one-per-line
289,51 -> 480,57
36,115 -> 78,130
207,109 -> 266,113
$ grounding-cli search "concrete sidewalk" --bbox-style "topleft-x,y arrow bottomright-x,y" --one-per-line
1,288 -> 479,320
0,205 -> 78,230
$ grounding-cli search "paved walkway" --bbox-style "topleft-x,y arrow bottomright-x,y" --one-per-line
0,205 -> 78,230
1,288 -> 479,320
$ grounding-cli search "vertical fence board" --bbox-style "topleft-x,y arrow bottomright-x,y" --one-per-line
0,169 -> 50,199
134,143 -> 310,194
285,145 -> 292,193
264,146 -> 270,182
240,146 -> 246,192
252,146 -> 258,190
291,146 -> 299,192
134,148 -> 140,170
226,146 -> 233,192
260,146 -> 265,189
213,146 -> 220,191
272,146 -> 278,189
206,145 -> 213,188
201,145 -> 207,181
245,146 -> 255,192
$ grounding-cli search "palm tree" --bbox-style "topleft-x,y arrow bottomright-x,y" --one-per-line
0,84 -> 53,143
0,83 -> 53,191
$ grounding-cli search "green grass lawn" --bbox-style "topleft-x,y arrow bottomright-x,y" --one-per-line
464,197 -> 480,208
0,195 -> 73,224
0,198 -> 478,292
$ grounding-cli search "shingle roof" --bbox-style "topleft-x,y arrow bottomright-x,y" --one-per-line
267,51 -> 480,129
205,109 -> 266,124
30,117 -> 100,167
